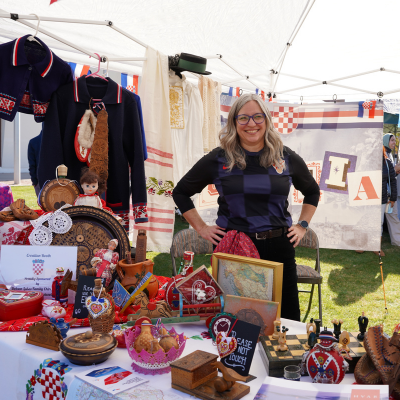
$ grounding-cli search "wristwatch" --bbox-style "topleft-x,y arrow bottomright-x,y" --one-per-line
297,220 -> 309,230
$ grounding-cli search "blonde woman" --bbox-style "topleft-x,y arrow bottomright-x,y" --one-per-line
173,94 -> 320,321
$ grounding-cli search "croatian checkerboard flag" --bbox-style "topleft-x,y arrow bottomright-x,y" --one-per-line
68,62 -> 91,80
121,73 -> 139,94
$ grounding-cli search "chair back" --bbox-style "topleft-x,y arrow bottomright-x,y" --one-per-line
170,228 -> 213,258
298,228 -> 320,273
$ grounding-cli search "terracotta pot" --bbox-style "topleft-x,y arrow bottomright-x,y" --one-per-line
116,259 -> 159,300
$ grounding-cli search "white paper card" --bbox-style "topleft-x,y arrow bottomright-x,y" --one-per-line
0,245 -> 77,299
75,366 -> 148,395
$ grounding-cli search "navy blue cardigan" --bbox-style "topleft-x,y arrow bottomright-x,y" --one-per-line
0,35 -> 72,122
38,76 -> 148,222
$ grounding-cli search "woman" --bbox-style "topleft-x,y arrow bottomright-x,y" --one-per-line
173,94 -> 320,321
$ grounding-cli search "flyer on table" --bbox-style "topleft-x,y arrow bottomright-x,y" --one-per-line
0,245 -> 77,299
75,366 -> 148,394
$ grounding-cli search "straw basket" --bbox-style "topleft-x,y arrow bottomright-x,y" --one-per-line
88,291 -> 116,334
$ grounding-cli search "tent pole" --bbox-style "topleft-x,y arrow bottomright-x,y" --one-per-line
0,10 -> 99,59
328,69 -> 381,83
109,24 -> 148,48
107,57 -> 147,62
222,77 -> 247,86
279,72 -> 320,83
0,13 -> 108,25
219,58 -> 246,79
277,82 -> 321,94
271,44 -> 290,95
327,82 -> 376,95
203,55 -> 222,59
380,68 -> 400,75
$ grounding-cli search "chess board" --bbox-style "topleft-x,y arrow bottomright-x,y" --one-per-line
258,332 -> 366,377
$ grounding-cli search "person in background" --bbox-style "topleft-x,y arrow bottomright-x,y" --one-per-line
382,133 -> 400,247
28,130 -> 42,197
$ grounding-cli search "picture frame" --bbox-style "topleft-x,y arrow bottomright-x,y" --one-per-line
211,253 -> 283,318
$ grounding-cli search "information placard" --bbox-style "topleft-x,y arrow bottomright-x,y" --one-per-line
0,245 -> 77,299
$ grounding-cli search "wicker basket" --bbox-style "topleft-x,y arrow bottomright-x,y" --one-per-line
88,284 -> 116,334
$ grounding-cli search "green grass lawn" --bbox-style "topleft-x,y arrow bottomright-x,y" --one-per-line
11,186 -> 400,333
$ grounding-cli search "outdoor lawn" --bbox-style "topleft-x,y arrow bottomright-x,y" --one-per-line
11,185 -> 400,333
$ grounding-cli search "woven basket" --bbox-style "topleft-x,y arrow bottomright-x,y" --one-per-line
88,290 -> 115,334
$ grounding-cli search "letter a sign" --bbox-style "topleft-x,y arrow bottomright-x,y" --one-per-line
347,171 -> 381,206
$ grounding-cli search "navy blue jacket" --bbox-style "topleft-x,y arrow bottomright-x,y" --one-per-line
38,76 -> 148,222
28,131 -> 43,186
0,35 -> 72,122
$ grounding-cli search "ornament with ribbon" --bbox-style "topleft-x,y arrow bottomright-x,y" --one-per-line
85,284 -> 110,319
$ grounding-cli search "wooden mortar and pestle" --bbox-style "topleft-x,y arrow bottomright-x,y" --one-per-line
116,230 -> 159,299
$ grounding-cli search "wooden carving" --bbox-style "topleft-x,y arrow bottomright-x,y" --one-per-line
212,361 -> 249,392
133,292 -> 172,319
51,206 -> 130,278
26,320 -> 63,351
39,179 -> 81,212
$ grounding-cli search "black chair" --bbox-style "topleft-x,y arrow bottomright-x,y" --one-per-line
170,228 -> 213,276
296,228 -> 323,323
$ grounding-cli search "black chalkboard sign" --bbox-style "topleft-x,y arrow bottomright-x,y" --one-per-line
73,276 -> 105,319
221,319 -> 261,377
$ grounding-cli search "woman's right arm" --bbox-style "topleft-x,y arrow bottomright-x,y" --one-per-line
172,149 -> 225,245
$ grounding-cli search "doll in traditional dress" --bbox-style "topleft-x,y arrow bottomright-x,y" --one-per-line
74,168 -> 106,208
51,267 -> 68,307
91,239 -> 119,287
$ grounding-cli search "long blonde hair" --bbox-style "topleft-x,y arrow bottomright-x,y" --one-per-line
219,94 -> 284,171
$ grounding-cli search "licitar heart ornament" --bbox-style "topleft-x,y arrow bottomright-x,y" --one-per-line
85,296 -> 110,319
216,332 -> 237,358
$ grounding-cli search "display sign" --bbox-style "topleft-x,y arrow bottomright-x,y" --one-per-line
73,275 -> 105,319
221,319 -> 261,377
0,245 -> 77,299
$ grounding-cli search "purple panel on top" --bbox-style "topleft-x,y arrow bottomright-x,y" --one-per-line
243,174 -> 271,194
320,151 -> 357,194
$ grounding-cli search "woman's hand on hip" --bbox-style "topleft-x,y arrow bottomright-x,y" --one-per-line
198,225 -> 226,245
287,224 -> 307,248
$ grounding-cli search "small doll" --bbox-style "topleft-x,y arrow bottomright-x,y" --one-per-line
51,267 -> 68,307
91,239 -> 119,287
74,168 -> 106,208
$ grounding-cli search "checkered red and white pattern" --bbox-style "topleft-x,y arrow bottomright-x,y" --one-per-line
32,263 -> 44,276
273,106 -> 299,134
41,368 -> 63,400
362,101 -> 371,109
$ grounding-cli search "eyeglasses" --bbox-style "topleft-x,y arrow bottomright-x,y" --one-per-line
235,113 -> 266,125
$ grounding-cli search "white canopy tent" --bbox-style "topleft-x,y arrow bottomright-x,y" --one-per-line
1,0 -> 400,183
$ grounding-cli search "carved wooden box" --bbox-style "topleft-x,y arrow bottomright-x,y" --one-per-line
170,350 -> 218,390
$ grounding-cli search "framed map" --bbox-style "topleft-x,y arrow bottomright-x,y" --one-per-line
211,253 -> 283,318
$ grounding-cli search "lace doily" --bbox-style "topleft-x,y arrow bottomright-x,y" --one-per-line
29,225 -> 53,246
29,206 -> 72,245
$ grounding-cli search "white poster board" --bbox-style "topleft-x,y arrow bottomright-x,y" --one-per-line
0,245 -> 78,299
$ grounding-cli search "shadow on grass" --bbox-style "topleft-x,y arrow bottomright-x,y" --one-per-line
297,232 -> 398,307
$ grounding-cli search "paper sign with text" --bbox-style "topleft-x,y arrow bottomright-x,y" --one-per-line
221,319 -> 261,376
0,245 -> 77,299
351,389 -> 381,399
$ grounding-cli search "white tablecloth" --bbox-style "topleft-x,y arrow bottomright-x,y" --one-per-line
0,318 -> 357,400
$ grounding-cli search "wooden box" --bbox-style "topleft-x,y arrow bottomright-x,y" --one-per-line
0,289 -> 43,321
171,350 -> 218,390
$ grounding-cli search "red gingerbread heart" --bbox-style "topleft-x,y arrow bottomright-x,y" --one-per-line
192,279 -> 217,304
216,332 -> 237,358
91,303 -> 103,314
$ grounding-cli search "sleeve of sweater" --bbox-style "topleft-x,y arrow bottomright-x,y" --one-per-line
286,147 -> 320,207
38,91 -> 65,188
388,159 -> 398,202
173,149 -> 218,213
27,140 -> 38,185
124,98 -> 148,223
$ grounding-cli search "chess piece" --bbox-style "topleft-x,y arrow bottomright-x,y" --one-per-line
308,326 -> 317,349
272,320 -> 281,340
276,325 -> 289,352
314,319 -> 322,337
357,312 -> 369,341
332,318 -> 343,340
306,318 -> 317,342
339,331 -> 350,353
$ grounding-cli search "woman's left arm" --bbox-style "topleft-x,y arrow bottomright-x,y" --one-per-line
285,147 -> 320,248
287,204 -> 317,247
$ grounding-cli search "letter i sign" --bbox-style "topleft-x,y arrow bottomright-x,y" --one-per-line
347,171 -> 381,206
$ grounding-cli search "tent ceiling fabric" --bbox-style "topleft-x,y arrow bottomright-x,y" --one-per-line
0,0 -> 308,92
1,0 -> 400,101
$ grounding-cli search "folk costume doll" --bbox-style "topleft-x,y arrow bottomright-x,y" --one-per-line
74,168 -> 106,208
91,239 -> 119,287
51,267 -> 68,306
